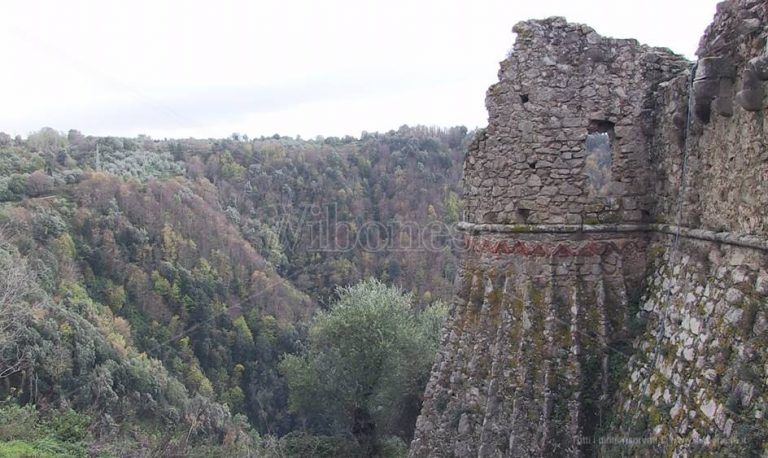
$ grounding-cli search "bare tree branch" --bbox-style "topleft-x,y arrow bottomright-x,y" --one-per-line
0,228 -> 37,379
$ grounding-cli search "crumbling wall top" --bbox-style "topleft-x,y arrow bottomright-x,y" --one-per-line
697,0 -> 767,60
462,18 -> 689,226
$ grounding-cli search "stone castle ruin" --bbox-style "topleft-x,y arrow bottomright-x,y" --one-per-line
411,0 -> 768,456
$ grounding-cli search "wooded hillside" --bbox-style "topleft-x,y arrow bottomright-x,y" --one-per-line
0,125 -> 467,456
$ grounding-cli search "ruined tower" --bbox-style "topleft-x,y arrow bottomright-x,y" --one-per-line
411,0 -> 768,456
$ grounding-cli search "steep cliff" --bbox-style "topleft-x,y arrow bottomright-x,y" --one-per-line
411,0 -> 768,456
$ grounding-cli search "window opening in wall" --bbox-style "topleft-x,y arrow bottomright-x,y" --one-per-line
584,120 -> 615,196
516,208 -> 531,222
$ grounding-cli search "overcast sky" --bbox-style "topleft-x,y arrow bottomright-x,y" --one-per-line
1,0 -> 720,140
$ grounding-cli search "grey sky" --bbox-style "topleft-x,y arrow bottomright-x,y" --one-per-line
1,0 -> 720,140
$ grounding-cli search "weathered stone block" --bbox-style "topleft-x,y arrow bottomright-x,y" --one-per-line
694,78 -> 720,100
750,54 -> 768,81
736,87 -> 766,111
696,56 -> 736,81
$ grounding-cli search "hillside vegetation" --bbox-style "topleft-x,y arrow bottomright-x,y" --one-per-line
0,125 -> 467,456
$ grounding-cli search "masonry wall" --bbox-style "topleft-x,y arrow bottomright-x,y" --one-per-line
606,238 -> 768,456
462,17 -> 688,226
411,17 -> 690,458
649,0 -> 768,235
606,1 -> 768,455
412,0 -> 768,456
409,231 -> 648,457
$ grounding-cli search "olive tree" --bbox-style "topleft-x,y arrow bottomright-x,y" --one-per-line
279,278 -> 446,455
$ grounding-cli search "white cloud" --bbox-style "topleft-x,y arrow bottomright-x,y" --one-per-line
0,0 -> 720,139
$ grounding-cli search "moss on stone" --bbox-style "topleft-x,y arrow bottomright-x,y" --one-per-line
584,217 -> 601,225
493,224 -> 532,233
529,287 -> 544,306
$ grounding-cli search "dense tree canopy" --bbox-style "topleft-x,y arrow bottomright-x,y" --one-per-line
0,125 -> 468,456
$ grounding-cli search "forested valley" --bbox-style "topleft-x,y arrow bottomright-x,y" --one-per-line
0,125 -> 468,457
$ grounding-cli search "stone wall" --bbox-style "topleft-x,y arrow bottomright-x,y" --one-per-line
410,230 -> 648,457
649,0 -> 768,236
462,17 -> 688,226
605,1 -> 768,455
606,238 -> 768,456
411,0 -> 768,456
411,16 -> 690,457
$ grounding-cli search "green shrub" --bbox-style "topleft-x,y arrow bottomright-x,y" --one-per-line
46,409 -> 90,443
380,435 -> 409,458
7,173 -> 29,197
32,209 -> 67,241
0,404 -> 39,441
0,440 -> 53,458
277,432 -> 361,457
0,405 -> 89,458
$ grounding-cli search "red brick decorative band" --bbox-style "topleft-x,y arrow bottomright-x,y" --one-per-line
464,234 -> 643,257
